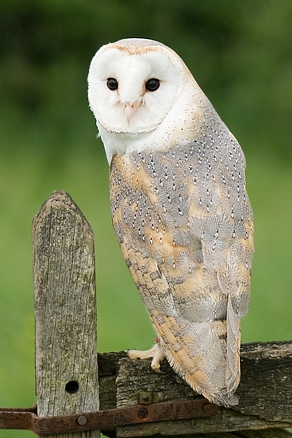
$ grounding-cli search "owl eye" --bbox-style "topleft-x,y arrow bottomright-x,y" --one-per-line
145,78 -> 160,92
107,77 -> 118,90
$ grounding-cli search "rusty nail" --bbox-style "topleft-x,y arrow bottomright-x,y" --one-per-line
77,415 -> 88,426
202,403 -> 213,414
137,407 -> 149,420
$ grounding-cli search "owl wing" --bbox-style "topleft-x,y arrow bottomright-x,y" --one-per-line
110,128 -> 253,406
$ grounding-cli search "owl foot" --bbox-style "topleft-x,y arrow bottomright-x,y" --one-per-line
128,343 -> 165,373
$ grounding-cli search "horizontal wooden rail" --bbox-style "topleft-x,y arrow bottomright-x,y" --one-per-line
98,342 -> 292,437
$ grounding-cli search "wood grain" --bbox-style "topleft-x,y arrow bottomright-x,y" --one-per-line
33,190 -> 99,438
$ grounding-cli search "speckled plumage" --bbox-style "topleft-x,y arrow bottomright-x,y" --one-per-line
88,38 -> 254,406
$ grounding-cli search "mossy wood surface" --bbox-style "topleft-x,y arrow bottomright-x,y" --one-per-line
33,190 -> 99,438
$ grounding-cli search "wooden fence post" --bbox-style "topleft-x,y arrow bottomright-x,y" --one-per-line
33,190 -> 99,438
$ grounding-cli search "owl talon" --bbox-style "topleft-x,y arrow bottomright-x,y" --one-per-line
151,361 -> 167,374
128,343 -> 165,373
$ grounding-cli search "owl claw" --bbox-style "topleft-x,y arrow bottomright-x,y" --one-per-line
151,360 -> 166,374
128,343 -> 165,373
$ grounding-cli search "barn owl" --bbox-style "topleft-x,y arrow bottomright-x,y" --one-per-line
88,38 -> 254,406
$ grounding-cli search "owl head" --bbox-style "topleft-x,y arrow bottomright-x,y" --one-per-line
88,38 -> 205,162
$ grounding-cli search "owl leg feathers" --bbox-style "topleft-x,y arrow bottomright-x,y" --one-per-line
149,309 -> 239,407
128,341 -> 165,372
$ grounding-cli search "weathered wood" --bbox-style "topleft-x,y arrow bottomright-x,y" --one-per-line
33,190 -> 99,438
98,351 -> 128,413
98,341 -> 292,436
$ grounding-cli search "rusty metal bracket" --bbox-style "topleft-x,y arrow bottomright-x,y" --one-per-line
0,399 -> 218,435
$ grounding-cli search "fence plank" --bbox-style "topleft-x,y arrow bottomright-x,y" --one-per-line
33,190 -> 99,438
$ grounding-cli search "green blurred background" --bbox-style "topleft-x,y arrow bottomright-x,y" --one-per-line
1,1 -> 292,437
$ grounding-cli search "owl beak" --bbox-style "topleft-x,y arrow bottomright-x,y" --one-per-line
124,104 -> 137,124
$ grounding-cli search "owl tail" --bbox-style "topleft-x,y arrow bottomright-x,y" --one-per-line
151,304 -> 240,407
